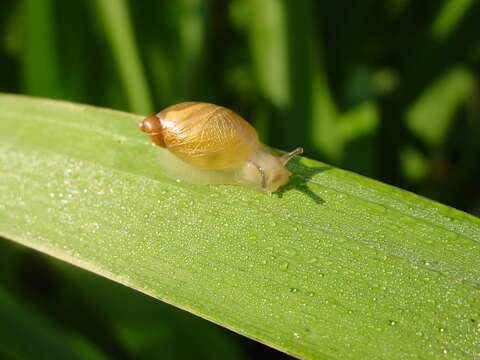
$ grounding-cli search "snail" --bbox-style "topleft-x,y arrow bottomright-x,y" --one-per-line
139,102 -> 303,193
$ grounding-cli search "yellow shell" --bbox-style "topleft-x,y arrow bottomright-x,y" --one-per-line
157,102 -> 259,170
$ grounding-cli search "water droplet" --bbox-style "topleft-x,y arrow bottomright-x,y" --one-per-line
308,291 -> 316,297
337,237 -> 348,244
280,262 -> 289,271
87,222 -> 100,233
290,287 -> 299,293
388,320 -> 397,326
438,327 -> 445,333
293,332 -> 301,339
442,349 -> 448,354
283,248 -> 297,256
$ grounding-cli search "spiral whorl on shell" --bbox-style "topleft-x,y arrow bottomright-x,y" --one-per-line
142,102 -> 260,170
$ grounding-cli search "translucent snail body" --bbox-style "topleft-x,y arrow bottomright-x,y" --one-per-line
139,102 -> 302,193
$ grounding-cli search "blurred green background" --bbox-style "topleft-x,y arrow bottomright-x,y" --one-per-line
1,0 -> 479,359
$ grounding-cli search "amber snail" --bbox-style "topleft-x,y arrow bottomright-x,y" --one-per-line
139,102 -> 303,193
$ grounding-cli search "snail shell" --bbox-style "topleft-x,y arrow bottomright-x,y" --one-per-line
140,102 -> 302,193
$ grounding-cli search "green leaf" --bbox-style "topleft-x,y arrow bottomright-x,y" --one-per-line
245,0 -> 289,109
400,146 -> 429,182
406,67 -> 475,147
0,94 -> 479,360
431,0 -> 475,40
22,0 -> 62,98
244,0 -> 312,148
93,0 -> 153,115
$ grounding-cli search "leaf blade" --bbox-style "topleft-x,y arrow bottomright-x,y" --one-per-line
0,94 -> 479,360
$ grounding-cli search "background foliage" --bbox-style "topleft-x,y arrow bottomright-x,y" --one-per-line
0,0 -> 479,358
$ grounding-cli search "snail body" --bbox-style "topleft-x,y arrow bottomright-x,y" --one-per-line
140,102 -> 302,193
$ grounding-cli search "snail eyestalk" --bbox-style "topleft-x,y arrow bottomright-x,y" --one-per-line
280,147 -> 303,166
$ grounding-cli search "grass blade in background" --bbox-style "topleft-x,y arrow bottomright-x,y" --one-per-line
0,94 -> 479,359
245,0 -> 298,148
245,0 -> 289,110
94,0 -> 153,115
175,0 -> 209,97
406,67 -> 475,146
22,0 -> 62,98
243,0 -> 379,171
309,45 -> 341,162
431,0 -> 475,40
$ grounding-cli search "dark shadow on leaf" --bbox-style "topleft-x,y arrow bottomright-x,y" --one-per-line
275,158 -> 333,204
